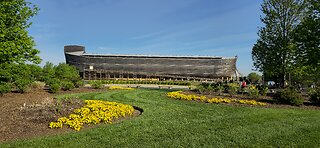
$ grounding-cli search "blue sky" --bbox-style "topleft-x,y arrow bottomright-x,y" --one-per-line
28,0 -> 263,75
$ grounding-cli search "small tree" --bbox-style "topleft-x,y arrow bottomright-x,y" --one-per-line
0,0 -> 41,64
247,72 -> 262,84
55,63 -> 81,85
42,62 -> 56,83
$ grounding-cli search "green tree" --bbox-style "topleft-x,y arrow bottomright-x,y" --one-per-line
0,0 -> 40,64
41,62 -> 56,83
247,72 -> 262,84
252,0 -> 305,86
293,0 -> 320,85
55,63 -> 81,84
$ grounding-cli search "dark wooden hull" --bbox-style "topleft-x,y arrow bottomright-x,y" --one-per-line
64,45 -> 238,80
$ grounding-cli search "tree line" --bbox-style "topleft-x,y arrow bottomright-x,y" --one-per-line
0,0 -> 82,95
252,0 -> 319,87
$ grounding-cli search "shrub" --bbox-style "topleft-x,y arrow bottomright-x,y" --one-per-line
62,81 -> 75,91
91,81 -> 103,89
215,85 -> 224,95
28,64 -> 43,81
197,85 -> 206,93
14,79 -> 32,93
273,87 -> 304,106
310,88 -> 320,105
227,83 -> 239,96
54,63 -> 80,83
0,82 -> 11,96
74,80 -> 84,88
259,85 -> 268,96
248,85 -> 260,99
49,83 -> 61,93
206,85 -> 213,92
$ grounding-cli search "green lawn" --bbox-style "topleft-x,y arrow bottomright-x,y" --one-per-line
2,89 -> 320,147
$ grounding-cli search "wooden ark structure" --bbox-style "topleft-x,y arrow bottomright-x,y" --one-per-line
64,45 -> 240,81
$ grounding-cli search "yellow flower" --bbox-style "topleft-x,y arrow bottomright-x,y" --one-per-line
166,91 -> 267,106
109,86 -> 135,90
49,100 -> 135,131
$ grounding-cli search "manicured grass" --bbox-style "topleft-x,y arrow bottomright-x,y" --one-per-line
2,89 -> 320,147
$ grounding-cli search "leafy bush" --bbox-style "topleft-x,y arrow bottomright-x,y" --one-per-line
14,78 -> 32,93
227,83 -> 239,96
75,80 -> 84,88
0,82 -> 11,96
273,87 -> 304,106
54,63 -> 80,81
62,81 -> 75,91
196,85 -> 206,93
45,78 -> 61,86
310,88 -> 320,105
91,81 -> 103,89
248,85 -> 260,99
28,64 -> 43,81
215,85 -> 224,95
49,83 -> 61,93
41,62 -> 55,82
259,85 -> 268,96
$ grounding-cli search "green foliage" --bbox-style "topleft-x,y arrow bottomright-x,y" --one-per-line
0,0 -> 41,64
91,81 -> 103,89
196,85 -> 206,93
252,0 -> 305,84
248,86 -> 260,99
226,83 -> 239,96
62,81 -> 75,91
28,64 -> 43,81
310,88 -> 320,105
75,80 -> 84,88
0,62 -> 82,94
0,63 -> 35,93
14,78 -> 32,93
294,0 -> 320,68
42,62 -> 55,83
292,0 -> 320,85
0,64 -> 13,82
291,66 -> 320,87
216,85 -> 224,95
273,87 -> 304,106
206,85 -> 213,94
259,85 -> 269,96
54,63 -> 80,83
45,78 -> 61,86
0,82 -> 11,96
247,72 -> 262,84
49,83 -> 61,93
42,62 -> 82,91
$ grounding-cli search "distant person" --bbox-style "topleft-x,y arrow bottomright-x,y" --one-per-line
241,81 -> 247,88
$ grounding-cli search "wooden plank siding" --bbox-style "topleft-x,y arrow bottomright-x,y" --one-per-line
64,45 -> 239,81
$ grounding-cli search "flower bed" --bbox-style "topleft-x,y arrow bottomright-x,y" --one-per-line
109,86 -> 135,90
49,100 -> 135,131
167,91 -> 266,106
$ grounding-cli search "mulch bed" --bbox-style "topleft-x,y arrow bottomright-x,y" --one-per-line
0,88 -> 141,143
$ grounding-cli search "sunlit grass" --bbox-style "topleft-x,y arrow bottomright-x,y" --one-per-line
2,89 -> 320,147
